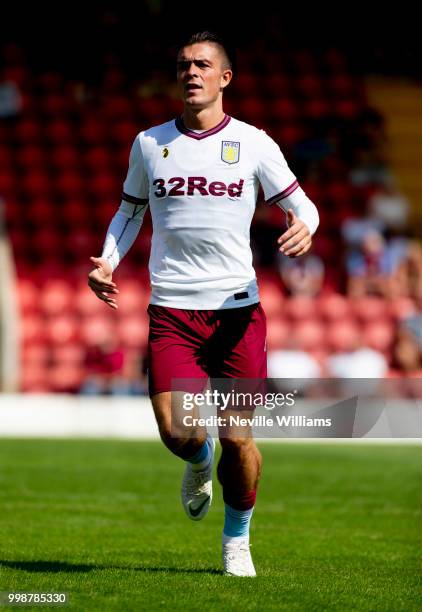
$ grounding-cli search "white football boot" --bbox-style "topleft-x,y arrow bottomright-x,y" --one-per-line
181,434 -> 215,521
222,537 -> 256,577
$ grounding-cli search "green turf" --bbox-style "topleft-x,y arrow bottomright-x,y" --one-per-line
0,439 -> 421,611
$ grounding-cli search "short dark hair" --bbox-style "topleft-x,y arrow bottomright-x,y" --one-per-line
177,31 -> 235,72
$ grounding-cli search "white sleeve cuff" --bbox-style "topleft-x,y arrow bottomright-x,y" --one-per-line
275,186 -> 319,235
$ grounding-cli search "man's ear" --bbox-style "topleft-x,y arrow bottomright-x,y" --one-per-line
220,69 -> 233,90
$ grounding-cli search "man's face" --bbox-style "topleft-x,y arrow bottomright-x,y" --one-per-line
176,42 -> 232,109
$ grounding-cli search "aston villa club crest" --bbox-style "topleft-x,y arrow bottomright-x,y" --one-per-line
221,141 -> 240,164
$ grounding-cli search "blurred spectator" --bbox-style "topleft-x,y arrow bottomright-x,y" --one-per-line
368,178 -> 409,231
119,349 -> 149,395
392,316 -> 422,374
327,347 -> 388,378
0,81 -> 22,117
267,349 -> 322,393
395,241 -> 422,301
277,252 -> 324,297
345,228 -> 408,297
80,338 -> 125,395
268,349 -> 322,379
326,320 -> 389,378
349,108 -> 391,186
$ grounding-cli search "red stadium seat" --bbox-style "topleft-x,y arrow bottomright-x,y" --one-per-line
296,74 -> 323,97
102,96 -> 134,119
22,170 -> 51,197
259,282 -> 284,318
80,315 -> 115,346
113,279 -> 144,315
333,99 -> 361,119
318,293 -> 352,321
20,314 -> 47,345
2,66 -> 28,86
363,321 -> 395,354
20,364 -> 50,392
40,280 -> 74,315
293,320 -> 326,351
49,145 -> 79,170
325,181 -> 353,204
328,74 -> 355,96
79,119 -> 106,145
136,98 -> 168,122
15,119 -> 41,143
26,198 -> 54,225
102,69 -> 126,92
237,98 -> 265,121
63,229 -> 96,261
109,120 -> 138,146
275,124 -> 304,147
262,73 -> 291,97
8,228 -> 29,256
46,315 -> 80,345
42,94 -> 69,116
16,279 -> 39,314
0,145 -> 12,167
45,120 -> 74,143
284,297 -> 316,321
61,200 -> 89,226
32,228 -> 62,258
270,98 -> 298,121
327,320 -> 361,353
51,343 -> 85,366
91,199 -> 119,224
117,316 -> 149,349
302,99 -> 331,119
49,364 -> 84,393
84,147 -> 112,171
4,198 -> 22,228
54,170 -> 84,197
37,72 -> 63,92
352,297 -> 389,323
323,49 -> 348,71
293,49 -> 317,73
22,343 -> 50,366
88,172 -> 119,198
233,73 -> 256,96
17,146 -> 46,169
266,317 -> 290,351
0,170 -> 16,197
75,284 -> 109,316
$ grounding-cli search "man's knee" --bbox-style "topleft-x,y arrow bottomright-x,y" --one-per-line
151,391 -> 206,457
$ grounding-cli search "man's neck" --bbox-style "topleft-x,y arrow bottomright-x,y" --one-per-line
182,107 -> 226,131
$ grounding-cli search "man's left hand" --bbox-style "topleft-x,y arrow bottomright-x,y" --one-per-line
277,209 -> 312,257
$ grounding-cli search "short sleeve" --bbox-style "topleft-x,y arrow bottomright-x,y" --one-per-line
122,134 -> 149,203
256,130 -> 299,205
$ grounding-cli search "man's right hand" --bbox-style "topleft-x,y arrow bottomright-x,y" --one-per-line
88,256 -> 119,309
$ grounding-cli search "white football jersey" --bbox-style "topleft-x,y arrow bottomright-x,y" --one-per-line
123,114 -> 298,309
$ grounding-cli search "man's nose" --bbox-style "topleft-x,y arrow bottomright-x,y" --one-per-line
185,62 -> 198,77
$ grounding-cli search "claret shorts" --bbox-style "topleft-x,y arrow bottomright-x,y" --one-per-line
147,302 -> 267,397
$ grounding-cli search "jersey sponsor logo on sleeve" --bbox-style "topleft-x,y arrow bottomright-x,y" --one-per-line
152,177 -> 244,199
221,141 -> 240,164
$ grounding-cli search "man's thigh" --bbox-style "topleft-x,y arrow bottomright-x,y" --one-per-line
208,303 -> 267,379
147,304 -> 209,397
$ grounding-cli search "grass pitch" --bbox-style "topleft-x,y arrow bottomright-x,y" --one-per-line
0,439 -> 421,611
